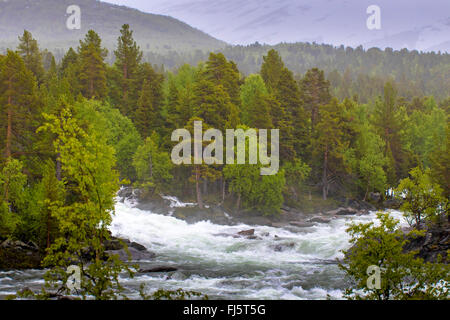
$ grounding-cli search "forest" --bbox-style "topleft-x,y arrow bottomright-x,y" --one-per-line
0,25 -> 448,299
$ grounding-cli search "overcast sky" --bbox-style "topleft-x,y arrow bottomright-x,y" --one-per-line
100,0 -> 450,51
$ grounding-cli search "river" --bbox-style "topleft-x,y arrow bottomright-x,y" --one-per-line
0,198 -> 405,300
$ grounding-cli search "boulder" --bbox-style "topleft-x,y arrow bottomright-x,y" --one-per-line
326,207 -> 359,216
0,241 -> 42,270
368,192 -> 381,202
237,229 -> 255,236
130,242 -> 147,251
270,242 -> 296,252
382,198 -> 403,209
289,221 -> 315,228
106,247 -> 156,262
139,266 -> 178,273
308,217 -> 331,224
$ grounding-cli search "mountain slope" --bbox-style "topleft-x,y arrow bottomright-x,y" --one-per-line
126,0 -> 450,52
0,0 -> 226,54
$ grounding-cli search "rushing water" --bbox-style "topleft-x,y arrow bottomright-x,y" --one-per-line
0,198 -> 406,300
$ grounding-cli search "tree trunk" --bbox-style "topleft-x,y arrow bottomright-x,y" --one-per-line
123,64 -> 128,104
195,166 -> 203,209
149,152 -> 153,179
236,193 -> 241,213
203,179 -> 207,196
322,144 -> 328,200
6,89 -> 12,159
222,180 -> 226,203
46,211 -> 51,249
56,154 -> 62,181
89,79 -> 94,98
4,92 -> 12,202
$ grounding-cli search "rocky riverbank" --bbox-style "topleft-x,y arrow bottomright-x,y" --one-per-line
119,187 -> 377,228
403,222 -> 450,263
0,236 -> 156,271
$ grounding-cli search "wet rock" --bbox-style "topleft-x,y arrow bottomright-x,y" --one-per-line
326,207 -> 359,216
1,240 -> 39,252
403,224 -> 449,263
0,241 -> 42,270
308,217 -> 331,224
382,198 -> 403,209
368,192 -> 381,203
130,242 -> 147,252
271,222 -> 288,228
246,235 -> 262,240
237,229 -> 255,236
139,266 -> 178,273
106,247 -> 156,262
270,242 -> 296,252
289,221 -> 315,228
104,239 -> 125,251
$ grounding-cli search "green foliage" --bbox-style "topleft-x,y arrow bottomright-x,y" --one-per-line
395,167 -> 447,227
17,30 -> 45,83
133,134 -> 174,194
0,159 -> 26,237
353,113 -> 387,199
72,99 -> 142,180
223,127 -> 286,215
37,107 -> 133,299
340,212 -> 449,300
78,30 -> 108,99
139,284 -> 208,300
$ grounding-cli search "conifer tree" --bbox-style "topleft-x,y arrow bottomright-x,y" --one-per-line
134,80 -> 157,138
372,82 -> 408,186
60,48 -> 78,77
114,24 -> 143,116
77,30 -> 108,99
17,30 -> 45,83
313,98 -> 349,200
240,74 -> 272,128
260,49 -> 285,92
299,68 -> 332,132
0,50 -> 38,160
203,52 -> 241,107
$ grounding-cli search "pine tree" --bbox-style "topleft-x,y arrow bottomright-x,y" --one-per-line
240,74 -> 272,128
60,48 -> 78,77
114,24 -> 143,116
192,78 -> 239,132
275,68 -> 309,160
0,50 -> 38,161
313,98 -> 348,200
134,80 -> 157,138
260,49 -> 284,92
299,68 -> 331,132
372,82 -> 408,186
77,30 -> 108,99
203,52 -> 241,107
17,30 -> 45,83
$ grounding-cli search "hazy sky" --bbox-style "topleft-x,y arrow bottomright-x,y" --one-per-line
100,0 -> 450,50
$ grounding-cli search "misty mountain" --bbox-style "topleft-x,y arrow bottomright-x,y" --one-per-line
136,0 -> 450,52
0,0 -> 226,55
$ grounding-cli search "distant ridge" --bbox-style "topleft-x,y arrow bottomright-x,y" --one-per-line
0,0 -> 226,55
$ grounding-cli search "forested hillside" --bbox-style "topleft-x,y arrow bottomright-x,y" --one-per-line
147,42 -> 450,103
0,0 -> 225,55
